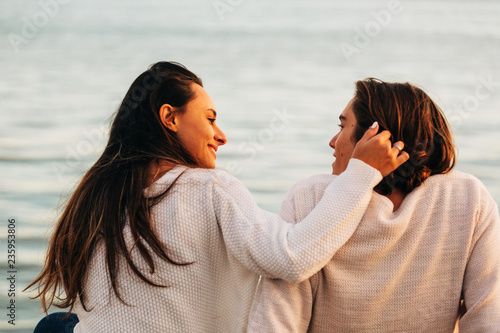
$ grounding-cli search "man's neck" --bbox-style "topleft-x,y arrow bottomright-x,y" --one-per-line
385,189 -> 406,212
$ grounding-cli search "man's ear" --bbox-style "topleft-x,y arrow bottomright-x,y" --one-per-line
159,104 -> 178,132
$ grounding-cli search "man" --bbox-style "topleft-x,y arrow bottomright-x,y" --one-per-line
248,79 -> 500,332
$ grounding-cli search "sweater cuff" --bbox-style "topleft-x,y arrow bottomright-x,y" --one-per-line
344,158 -> 383,187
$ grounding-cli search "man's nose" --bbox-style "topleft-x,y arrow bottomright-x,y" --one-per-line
329,133 -> 339,149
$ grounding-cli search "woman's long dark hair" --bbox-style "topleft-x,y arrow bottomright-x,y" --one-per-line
26,62 -> 202,313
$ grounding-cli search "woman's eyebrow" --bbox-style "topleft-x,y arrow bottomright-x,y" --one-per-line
339,115 -> 347,121
207,108 -> 217,117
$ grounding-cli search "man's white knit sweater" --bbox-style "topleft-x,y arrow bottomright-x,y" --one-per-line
72,159 -> 382,332
248,170 -> 500,332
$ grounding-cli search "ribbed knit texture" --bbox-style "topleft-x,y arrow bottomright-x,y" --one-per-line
248,171 -> 500,333
72,159 -> 381,332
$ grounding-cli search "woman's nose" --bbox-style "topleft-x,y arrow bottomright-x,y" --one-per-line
215,127 -> 227,146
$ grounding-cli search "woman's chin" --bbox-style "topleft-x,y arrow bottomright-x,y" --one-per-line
199,160 -> 216,169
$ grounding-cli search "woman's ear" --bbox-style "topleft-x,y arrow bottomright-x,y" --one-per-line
159,104 -> 178,132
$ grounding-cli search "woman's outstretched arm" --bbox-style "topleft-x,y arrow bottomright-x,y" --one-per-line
212,125 -> 407,282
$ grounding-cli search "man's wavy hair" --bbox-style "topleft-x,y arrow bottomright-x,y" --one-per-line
352,78 -> 456,195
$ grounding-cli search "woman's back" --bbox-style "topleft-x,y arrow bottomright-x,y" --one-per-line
73,166 -> 260,332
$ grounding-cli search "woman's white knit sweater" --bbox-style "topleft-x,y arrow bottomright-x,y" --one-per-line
248,170 -> 500,332
72,159 -> 382,332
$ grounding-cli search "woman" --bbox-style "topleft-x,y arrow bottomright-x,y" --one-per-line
27,63 -> 407,332
248,78 -> 500,332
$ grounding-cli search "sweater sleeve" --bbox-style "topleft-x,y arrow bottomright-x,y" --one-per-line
247,176 -> 328,332
212,158 -> 381,282
247,276 -> 314,333
459,187 -> 500,332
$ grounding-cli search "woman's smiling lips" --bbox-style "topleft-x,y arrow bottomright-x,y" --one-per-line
208,144 -> 217,157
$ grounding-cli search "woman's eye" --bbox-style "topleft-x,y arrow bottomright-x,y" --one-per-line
208,118 -> 216,124
337,124 -> 344,129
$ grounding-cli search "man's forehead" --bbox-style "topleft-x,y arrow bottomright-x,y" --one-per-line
339,103 -> 354,122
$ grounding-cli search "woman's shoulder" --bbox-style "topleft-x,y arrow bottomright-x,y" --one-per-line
179,167 -> 242,187
146,166 -> 243,198
179,167 -> 255,206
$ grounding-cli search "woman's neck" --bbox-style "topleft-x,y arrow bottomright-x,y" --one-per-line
146,160 -> 176,186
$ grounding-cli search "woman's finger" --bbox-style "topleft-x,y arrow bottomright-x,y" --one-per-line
393,141 -> 405,153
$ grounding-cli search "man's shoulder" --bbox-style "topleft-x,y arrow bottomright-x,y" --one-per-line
424,170 -> 489,196
288,174 -> 337,198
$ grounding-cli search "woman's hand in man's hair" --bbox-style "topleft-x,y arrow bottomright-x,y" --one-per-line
352,122 -> 409,177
